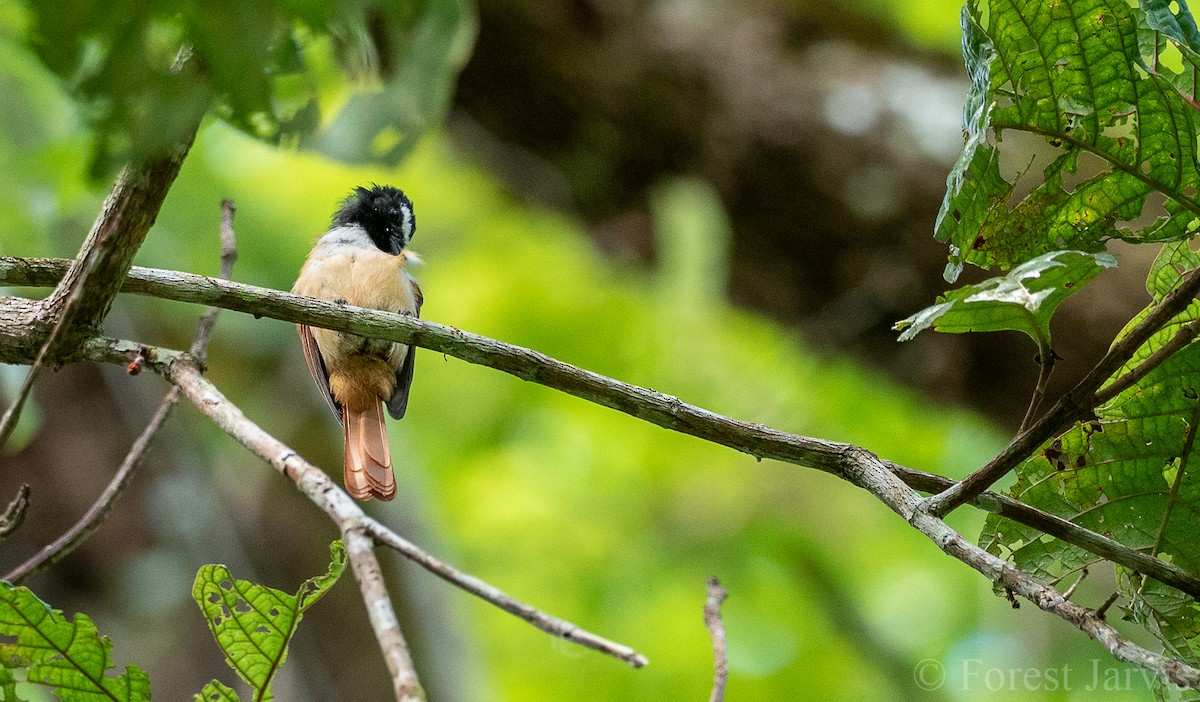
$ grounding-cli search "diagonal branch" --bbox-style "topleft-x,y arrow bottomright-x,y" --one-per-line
3,388 -> 179,584
112,346 -> 647,680
361,516 -> 649,667
837,445 -> 1200,690
0,131 -> 197,451
4,200 -> 239,586
924,265 -> 1200,515
4,258 -> 1199,597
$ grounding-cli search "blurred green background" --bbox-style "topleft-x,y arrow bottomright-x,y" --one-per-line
0,0 -> 1176,700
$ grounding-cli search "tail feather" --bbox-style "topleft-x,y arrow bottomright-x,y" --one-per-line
342,402 -> 397,501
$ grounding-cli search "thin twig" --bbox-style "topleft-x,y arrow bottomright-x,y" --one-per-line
3,388 -> 179,584
1018,343 -> 1056,434
0,484 -> 30,542
363,516 -> 649,668
704,577 -> 730,702
1096,591 -> 1121,619
151,356 -> 647,686
925,264 -> 1200,515
1061,568 -> 1088,601
1096,317 -> 1200,405
190,199 -> 238,362
1149,393 -> 1199,560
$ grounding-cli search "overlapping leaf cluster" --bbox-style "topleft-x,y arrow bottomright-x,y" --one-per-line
916,0 -> 1200,681
18,0 -> 476,175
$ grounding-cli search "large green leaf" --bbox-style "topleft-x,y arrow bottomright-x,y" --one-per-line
193,540 -> 347,702
938,0 -> 1200,281
0,581 -> 151,701
895,249 -> 1116,346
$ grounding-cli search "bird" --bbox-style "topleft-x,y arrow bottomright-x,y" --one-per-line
292,185 -> 423,501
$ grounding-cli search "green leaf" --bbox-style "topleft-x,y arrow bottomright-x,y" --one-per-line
20,0 -> 477,175
938,0 -> 1200,281
0,581 -> 151,701
193,540 -> 347,701
194,680 -> 241,702
982,296 -> 1200,670
894,250 -> 1116,345
309,0 -> 478,164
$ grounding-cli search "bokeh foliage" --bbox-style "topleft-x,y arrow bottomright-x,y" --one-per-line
0,0 -> 1185,699
16,0 -> 474,176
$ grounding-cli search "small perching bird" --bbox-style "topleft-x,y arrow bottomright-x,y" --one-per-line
292,185 -> 423,501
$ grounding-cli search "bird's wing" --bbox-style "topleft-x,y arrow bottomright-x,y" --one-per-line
299,324 -> 341,420
386,280 -> 422,420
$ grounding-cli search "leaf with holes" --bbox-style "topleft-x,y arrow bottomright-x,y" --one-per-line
937,0 -> 1200,282
981,298 -> 1200,670
0,581 -> 150,701
194,680 -> 240,702
895,250 -> 1115,346
193,540 -> 346,701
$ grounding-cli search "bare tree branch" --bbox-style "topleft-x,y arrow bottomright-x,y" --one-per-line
345,528 -> 426,702
3,260 -> 1200,687
190,199 -> 239,363
4,200 -> 238,586
837,445 -> 1200,690
362,516 -> 649,667
4,258 -> 1197,598
40,132 -> 198,347
98,347 -> 649,692
704,577 -> 729,702
925,264 -> 1200,515
4,388 -> 179,584
0,131 -> 197,450
890,463 -> 1200,598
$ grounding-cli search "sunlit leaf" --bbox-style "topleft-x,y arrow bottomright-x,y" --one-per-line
192,540 -> 346,701
895,250 -> 1115,345
0,581 -> 151,701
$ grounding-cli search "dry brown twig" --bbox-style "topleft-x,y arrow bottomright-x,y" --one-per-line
704,577 -> 730,702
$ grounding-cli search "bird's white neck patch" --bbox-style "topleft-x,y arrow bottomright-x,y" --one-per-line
316,224 -> 375,253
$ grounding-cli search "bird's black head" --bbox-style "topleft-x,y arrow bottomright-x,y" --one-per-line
333,184 -> 416,255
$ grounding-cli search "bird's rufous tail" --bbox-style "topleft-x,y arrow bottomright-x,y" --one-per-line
342,402 -> 397,501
